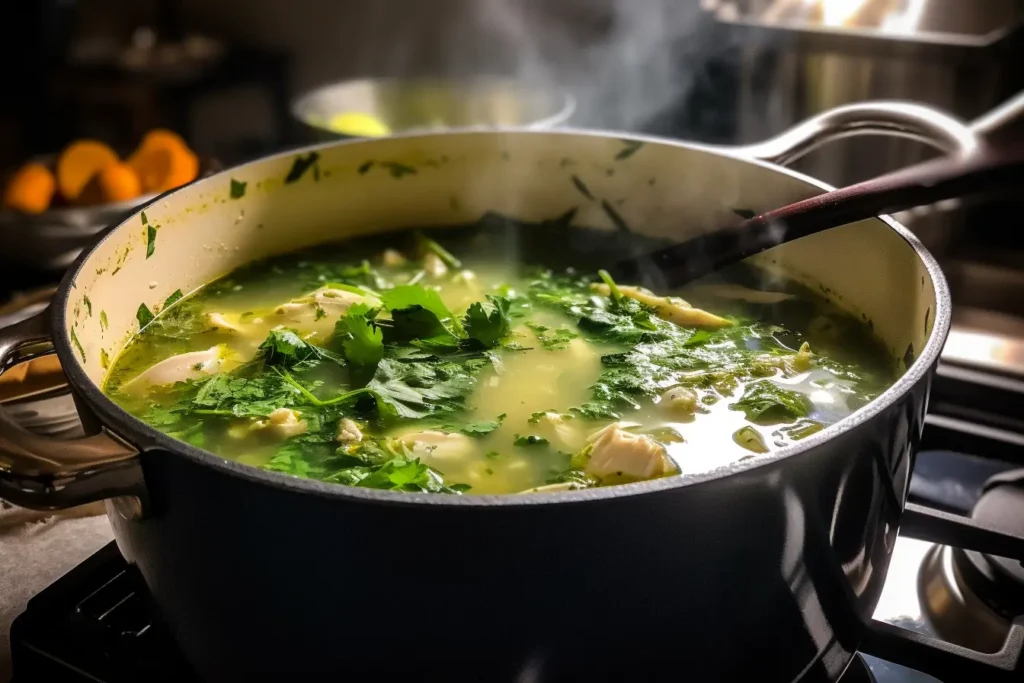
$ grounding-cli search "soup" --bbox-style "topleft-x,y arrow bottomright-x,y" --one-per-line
104,218 -> 897,495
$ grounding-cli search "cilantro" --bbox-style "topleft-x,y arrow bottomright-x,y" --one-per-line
463,295 -> 511,348
380,284 -> 461,341
460,413 -> 506,437
730,380 -> 811,424
146,225 -> 158,258
163,289 -> 184,309
415,232 -> 461,269
524,322 -> 577,350
259,329 -> 322,367
325,456 -> 468,494
338,303 -> 383,368
230,178 -> 247,199
365,358 -> 475,420
284,152 -> 321,184
136,303 -> 154,329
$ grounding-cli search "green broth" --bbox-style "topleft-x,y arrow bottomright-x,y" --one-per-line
105,221 -> 897,495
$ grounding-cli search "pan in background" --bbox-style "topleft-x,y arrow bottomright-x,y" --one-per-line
292,77 -> 576,140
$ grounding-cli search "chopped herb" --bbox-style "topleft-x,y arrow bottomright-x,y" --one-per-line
136,303 -> 154,329
524,322 -> 578,350
141,211 -> 148,225
730,380 -> 811,424
99,310 -> 108,330
460,414 -> 506,437
284,152 -> 321,184
358,160 -> 375,174
414,232 -> 462,269
732,208 -> 756,220
600,199 -> 631,233
100,348 -> 110,369
146,225 -> 157,259
463,295 -> 511,349
338,303 -> 384,368
570,175 -> 594,200
83,295 -> 92,317
615,140 -> 645,160
230,178 -> 247,199
70,327 -> 85,363
163,289 -> 184,309
379,161 -> 417,179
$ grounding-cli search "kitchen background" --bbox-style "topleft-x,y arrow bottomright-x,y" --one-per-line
2,1 -> 1024,681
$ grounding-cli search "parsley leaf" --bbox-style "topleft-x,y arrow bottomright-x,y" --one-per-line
463,295 -> 511,349
730,380 -> 810,424
460,413 -> 506,437
337,303 -> 383,368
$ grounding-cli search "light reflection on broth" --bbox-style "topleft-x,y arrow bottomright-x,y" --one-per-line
104,222 -> 897,495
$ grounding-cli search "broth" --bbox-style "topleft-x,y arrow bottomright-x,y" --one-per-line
104,218 -> 897,495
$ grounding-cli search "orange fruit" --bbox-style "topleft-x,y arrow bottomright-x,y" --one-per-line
56,140 -> 119,201
128,143 -> 199,193
77,162 -> 142,205
3,162 -> 56,214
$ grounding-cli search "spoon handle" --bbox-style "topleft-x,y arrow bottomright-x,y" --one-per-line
621,145 -> 1024,289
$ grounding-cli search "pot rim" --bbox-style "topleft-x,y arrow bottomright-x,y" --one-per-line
51,127 -> 952,508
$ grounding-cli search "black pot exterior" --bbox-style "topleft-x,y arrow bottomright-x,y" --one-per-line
104,364 -> 930,683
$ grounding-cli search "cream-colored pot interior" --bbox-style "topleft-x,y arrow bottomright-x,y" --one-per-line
63,131 -> 940,386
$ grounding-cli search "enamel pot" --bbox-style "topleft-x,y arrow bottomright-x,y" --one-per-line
0,102 -> 992,682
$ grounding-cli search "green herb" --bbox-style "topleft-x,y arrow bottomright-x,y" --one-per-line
460,413 -> 506,437
230,178 -> 247,199
600,199 -> 631,233
365,357 -> 476,421
463,295 -> 511,348
70,327 -> 86,362
414,232 -> 462,269
379,161 -> 417,179
357,160 -> 374,174
380,284 -> 461,341
136,303 -> 154,329
163,289 -> 183,310
99,310 -> 108,330
733,208 -> 756,220
615,140 -> 644,160
259,329 -> 333,368
100,348 -> 110,369
570,175 -> 594,200
146,225 -> 157,259
285,152 -> 321,183
597,269 -> 622,302
730,380 -> 811,424
141,211 -> 148,225
83,295 -> 92,317
327,457 -> 466,494
338,303 -> 383,368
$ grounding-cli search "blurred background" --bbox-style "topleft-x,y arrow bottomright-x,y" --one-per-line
1,0 -> 1024,368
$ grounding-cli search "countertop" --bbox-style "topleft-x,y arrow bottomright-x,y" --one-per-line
0,503 -> 113,682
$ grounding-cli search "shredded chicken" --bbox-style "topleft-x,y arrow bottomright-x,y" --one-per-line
397,430 -> 474,466
258,408 -> 308,439
584,425 -> 675,481
123,345 -> 226,389
336,418 -> 363,443
530,412 -> 585,453
591,283 -> 730,328
273,286 -> 379,336
659,386 -> 698,416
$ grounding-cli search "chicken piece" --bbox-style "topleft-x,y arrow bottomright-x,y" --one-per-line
530,412 -> 585,453
123,345 -> 226,389
336,418 -> 363,443
591,283 -> 730,328
397,430 -> 474,467
754,341 -> 814,376
685,283 -> 794,305
423,252 -> 448,277
254,408 -> 308,439
584,425 -> 675,481
207,312 -> 246,333
273,286 -> 379,336
659,386 -> 698,416
380,249 -> 407,267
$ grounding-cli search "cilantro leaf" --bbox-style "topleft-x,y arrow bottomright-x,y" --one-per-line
730,380 -> 811,424
382,285 -> 453,321
327,457 -> 468,494
460,413 -> 506,437
463,295 -> 511,348
380,285 -> 462,341
513,434 -> 549,447
365,358 -> 476,420
525,322 -> 577,350
337,303 -> 383,368
259,329 -> 321,367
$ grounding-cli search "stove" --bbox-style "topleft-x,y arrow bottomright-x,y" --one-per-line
7,400 -> 1023,683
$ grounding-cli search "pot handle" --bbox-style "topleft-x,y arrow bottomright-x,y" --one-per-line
733,101 -> 981,166
0,308 -> 142,511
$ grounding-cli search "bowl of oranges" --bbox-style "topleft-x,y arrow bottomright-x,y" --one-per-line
0,130 -> 204,270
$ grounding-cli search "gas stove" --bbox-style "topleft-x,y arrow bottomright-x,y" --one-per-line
7,398 -> 1023,683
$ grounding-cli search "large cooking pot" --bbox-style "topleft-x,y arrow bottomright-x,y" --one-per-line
0,102 -> 1000,682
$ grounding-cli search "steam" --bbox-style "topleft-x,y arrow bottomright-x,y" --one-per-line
470,0 -> 711,131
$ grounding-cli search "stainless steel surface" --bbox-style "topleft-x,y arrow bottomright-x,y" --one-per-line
0,309 -> 138,510
293,77 -> 576,139
733,100 -> 980,164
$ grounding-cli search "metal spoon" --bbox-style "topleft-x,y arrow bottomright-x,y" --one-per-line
611,145 -> 1024,289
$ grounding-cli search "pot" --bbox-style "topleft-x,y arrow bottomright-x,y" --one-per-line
0,102 -> 996,682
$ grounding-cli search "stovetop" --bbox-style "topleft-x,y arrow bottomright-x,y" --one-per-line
8,364 -> 1024,682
